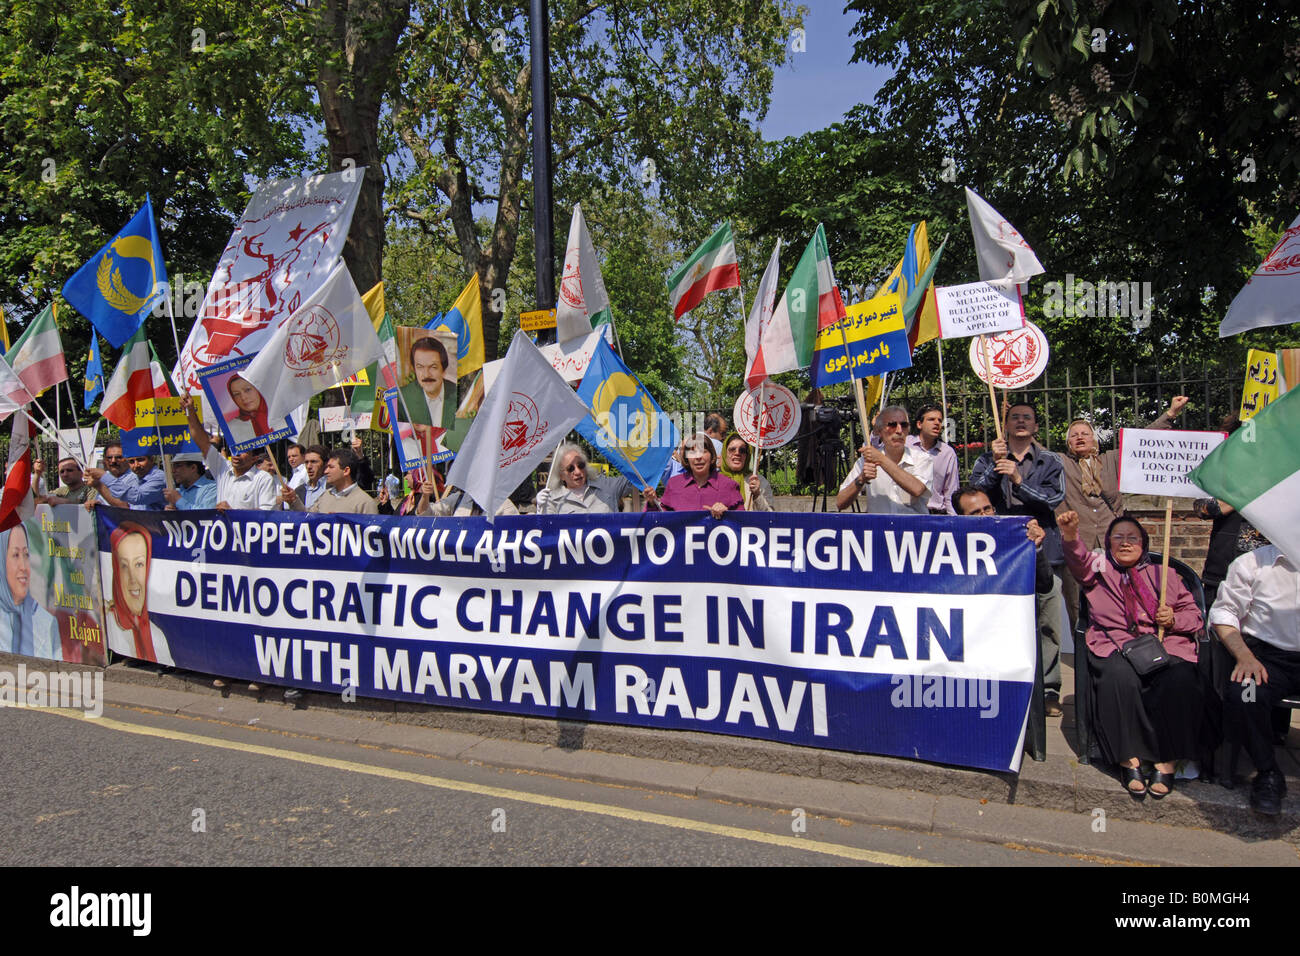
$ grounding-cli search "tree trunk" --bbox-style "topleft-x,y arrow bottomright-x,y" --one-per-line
314,0 -> 410,293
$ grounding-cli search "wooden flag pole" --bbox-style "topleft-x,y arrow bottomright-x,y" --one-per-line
743,444 -> 761,510
936,336 -> 949,425
836,322 -> 873,444
1157,496 -> 1174,642
979,333 -> 1004,443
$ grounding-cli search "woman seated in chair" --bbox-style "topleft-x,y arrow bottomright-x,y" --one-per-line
1060,510 -> 1204,799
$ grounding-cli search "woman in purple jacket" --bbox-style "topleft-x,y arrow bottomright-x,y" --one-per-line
643,433 -> 743,518
1061,511 -> 1204,799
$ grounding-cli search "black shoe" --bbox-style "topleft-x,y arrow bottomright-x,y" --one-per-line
1250,769 -> 1286,815
1045,693 -> 1063,718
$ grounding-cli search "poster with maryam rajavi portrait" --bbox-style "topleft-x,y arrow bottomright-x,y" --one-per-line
94,510 -> 174,667
1,505 -> 107,665
196,353 -> 296,454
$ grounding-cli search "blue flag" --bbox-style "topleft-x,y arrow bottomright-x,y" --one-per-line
575,337 -> 678,489
61,195 -> 168,349
83,331 -> 104,409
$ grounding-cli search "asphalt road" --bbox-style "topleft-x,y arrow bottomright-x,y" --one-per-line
1,703 -> 1102,868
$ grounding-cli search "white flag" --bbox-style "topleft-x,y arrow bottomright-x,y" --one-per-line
0,352 -> 35,416
446,330 -> 590,519
743,239 -> 782,390
965,186 -> 1045,290
1219,213 -> 1300,338
175,169 -> 364,392
555,203 -> 612,342
242,260 -> 383,423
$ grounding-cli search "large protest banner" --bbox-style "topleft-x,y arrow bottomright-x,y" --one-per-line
95,509 -> 1036,772
2,505 -> 106,664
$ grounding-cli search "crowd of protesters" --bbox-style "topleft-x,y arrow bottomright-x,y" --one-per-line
33,389 -> 1295,815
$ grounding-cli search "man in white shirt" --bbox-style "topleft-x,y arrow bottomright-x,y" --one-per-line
907,404 -> 959,514
286,442 -> 308,489
1211,544 -> 1300,815
181,392 -> 279,511
836,405 -> 932,516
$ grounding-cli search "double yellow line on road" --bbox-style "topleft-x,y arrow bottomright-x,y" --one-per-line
40,708 -> 939,867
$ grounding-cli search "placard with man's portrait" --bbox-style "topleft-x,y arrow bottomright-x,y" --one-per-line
385,327 -> 471,471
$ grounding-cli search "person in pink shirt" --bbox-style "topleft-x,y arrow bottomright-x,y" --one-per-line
644,433 -> 743,519
1061,510 -> 1204,799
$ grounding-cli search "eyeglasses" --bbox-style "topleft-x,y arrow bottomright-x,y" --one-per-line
564,462 -> 585,472
1110,534 -> 1143,545
880,421 -> 908,431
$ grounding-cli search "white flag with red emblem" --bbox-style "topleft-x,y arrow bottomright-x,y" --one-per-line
965,186 -> 1045,290
555,204 -> 612,343
1219,212 -> 1300,337
242,260 -> 383,423
446,330 -> 590,519
174,169 -> 364,392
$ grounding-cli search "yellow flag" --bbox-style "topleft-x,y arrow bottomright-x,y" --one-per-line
873,222 -> 940,350
432,277 -> 485,380
361,281 -> 385,330
0,304 -> 9,352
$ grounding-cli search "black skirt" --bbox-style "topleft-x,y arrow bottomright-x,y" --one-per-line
1091,650 -> 1204,764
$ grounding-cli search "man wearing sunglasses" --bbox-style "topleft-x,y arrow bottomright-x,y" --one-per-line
836,405 -> 931,516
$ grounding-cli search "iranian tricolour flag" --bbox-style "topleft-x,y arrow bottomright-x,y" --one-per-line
1189,385 -> 1300,563
101,327 -> 170,430
668,222 -> 741,319
747,224 -> 846,381
5,302 -> 67,399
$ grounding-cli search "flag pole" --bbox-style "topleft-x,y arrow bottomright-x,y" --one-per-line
979,333 -> 1004,444
936,337 -> 949,423
835,322 -> 873,443
150,408 -> 175,491
62,379 -> 89,467
1157,496 -> 1173,642
163,286 -> 186,394
18,407 -> 64,449
735,269 -> 765,511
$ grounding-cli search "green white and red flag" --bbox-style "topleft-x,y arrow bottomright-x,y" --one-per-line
668,222 -> 741,319
5,302 -> 67,399
747,224 -> 846,380
1189,385 -> 1300,563
101,327 -> 170,430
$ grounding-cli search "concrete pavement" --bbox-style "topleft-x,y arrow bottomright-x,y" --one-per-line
11,650 -> 1291,866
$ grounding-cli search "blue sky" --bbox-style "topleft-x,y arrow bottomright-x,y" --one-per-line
759,3 -> 893,141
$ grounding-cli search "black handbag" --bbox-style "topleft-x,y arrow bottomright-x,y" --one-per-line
1116,631 -> 1170,677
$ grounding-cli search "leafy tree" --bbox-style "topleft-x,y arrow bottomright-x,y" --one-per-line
0,0 -> 314,429
387,0 -> 802,361
839,0 -> 1294,376
1009,0 -> 1299,195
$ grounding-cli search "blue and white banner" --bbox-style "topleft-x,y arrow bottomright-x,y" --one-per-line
95,509 -> 1037,772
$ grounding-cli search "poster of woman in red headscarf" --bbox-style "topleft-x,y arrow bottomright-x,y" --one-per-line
102,521 -> 172,666
197,353 -> 296,453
